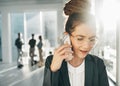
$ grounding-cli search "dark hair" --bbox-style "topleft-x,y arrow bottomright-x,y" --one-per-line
63,0 -> 91,16
65,12 -> 96,34
39,35 -> 42,40
63,0 -> 96,34
18,33 -> 21,37
32,34 -> 34,37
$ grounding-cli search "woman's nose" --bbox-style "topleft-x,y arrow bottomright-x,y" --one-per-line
82,41 -> 93,49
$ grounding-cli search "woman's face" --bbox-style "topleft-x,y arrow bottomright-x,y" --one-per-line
70,23 -> 96,59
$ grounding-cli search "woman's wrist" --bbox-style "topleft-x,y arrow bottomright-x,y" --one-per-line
50,59 -> 63,72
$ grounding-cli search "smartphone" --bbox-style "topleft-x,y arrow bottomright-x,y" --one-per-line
62,33 -> 71,45
61,32 -> 73,61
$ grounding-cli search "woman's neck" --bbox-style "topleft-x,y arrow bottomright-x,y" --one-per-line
69,57 -> 84,67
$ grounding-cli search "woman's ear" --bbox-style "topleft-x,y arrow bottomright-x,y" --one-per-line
63,32 -> 69,35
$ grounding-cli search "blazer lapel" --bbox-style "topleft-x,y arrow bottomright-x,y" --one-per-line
85,55 -> 94,86
60,55 -> 94,86
60,61 -> 71,86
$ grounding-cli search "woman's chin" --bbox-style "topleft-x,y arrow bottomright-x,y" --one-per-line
77,52 -> 88,59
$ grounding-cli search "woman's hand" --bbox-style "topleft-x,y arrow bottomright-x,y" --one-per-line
50,44 -> 73,72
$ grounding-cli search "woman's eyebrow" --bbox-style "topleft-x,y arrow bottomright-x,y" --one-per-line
89,36 -> 96,39
75,34 -> 96,38
76,35 -> 85,37
76,35 -> 96,38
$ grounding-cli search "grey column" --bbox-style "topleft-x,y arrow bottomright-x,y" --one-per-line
56,9 -> 65,47
1,11 -> 12,63
116,19 -> 120,86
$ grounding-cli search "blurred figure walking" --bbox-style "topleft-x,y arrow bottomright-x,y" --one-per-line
28,34 -> 36,66
37,35 -> 44,67
15,33 -> 24,68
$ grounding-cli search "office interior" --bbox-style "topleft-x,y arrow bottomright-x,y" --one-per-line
0,0 -> 120,86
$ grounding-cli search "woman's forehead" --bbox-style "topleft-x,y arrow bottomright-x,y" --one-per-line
72,24 -> 96,36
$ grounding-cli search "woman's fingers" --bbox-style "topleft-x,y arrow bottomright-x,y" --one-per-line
50,44 -> 73,72
59,48 -> 73,56
54,44 -> 72,58
55,44 -> 72,53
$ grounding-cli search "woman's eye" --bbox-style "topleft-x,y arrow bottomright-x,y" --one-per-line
90,39 -> 95,42
77,38 -> 83,41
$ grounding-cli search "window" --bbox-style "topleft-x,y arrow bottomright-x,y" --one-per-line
10,11 -> 57,63
10,13 -> 24,61
0,13 -> 2,61
95,0 -> 117,82
102,21 -> 116,82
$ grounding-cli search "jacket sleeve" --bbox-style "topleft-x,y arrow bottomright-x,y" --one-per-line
98,59 -> 109,86
43,55 -> 60,86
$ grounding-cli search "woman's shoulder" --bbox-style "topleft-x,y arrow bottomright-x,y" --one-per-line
86,54 -> 104,64
44,55 -> 53,69
45,55 -> 53,65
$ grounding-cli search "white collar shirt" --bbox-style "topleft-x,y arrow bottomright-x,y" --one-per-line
67,60 -> 85,86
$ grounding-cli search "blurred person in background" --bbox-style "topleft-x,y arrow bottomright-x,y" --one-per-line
28,34 -> 36,66
37,35 -> 44,67
15,33 -> 24,68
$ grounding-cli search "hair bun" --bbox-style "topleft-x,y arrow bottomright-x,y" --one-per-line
63,0 -> 91,16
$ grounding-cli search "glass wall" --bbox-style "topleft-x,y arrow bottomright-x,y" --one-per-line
10,13 -> 24,62
10,11 -> 57,63
25,12 -> 42,62
42,11 -> 57,47
0,14 -> 2,61
94,0 -> 117,82
25,12 -> 41,40
101,21 -> 116,82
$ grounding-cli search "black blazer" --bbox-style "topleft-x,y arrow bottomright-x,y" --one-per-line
43,54 -> 109,86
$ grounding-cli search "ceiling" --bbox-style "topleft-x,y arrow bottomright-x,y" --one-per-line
0,0 -> 66,3
0,0 -> 70,6
0,0 -> 68,7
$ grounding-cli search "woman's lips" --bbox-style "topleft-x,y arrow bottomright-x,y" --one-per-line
80,50 -> 88,54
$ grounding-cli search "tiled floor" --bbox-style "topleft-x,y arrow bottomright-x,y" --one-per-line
0,63 -> 44,86
0,62 -> 116,86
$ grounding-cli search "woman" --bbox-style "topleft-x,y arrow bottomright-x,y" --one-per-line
43,0 -> 109,86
